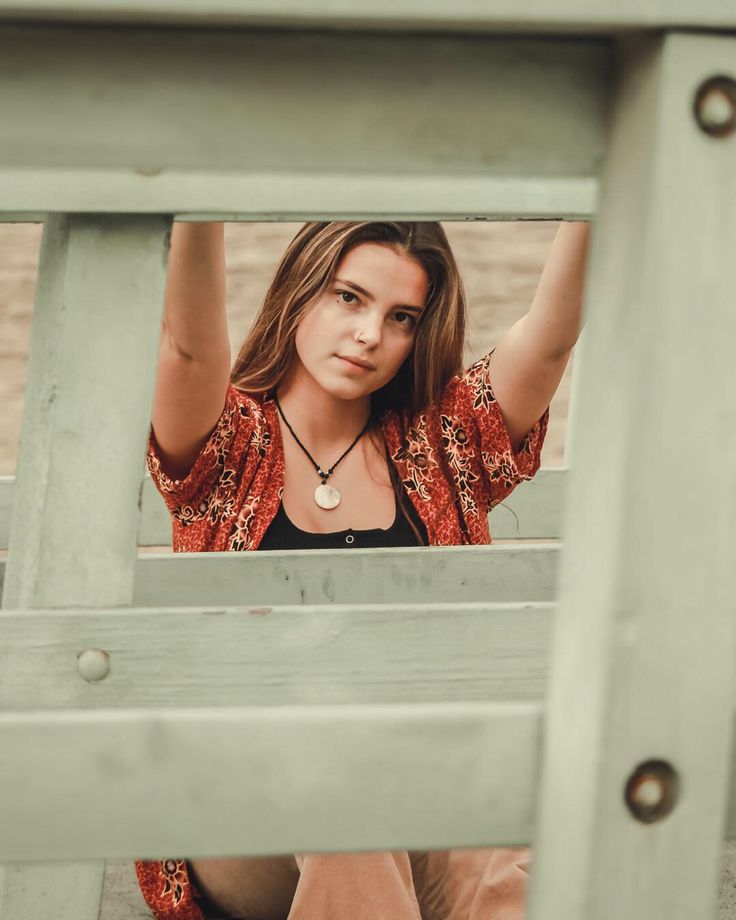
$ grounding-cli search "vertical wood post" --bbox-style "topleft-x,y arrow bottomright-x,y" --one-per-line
0,213 -> 172,918
526,32 -> 736,920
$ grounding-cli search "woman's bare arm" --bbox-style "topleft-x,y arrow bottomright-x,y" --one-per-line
489,221 -> 589,451
151,221 -> 232,482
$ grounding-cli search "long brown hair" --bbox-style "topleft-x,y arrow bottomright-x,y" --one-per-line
230,222 -> 468,544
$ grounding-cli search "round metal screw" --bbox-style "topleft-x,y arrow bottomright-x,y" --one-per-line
693,75 -> 736,138
631,776 -> 664,808
624,759 -> 679,823
77,648 -> 110,682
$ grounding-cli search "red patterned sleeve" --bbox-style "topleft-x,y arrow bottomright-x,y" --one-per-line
146,382 -> 253,517
439,349 -> 549,512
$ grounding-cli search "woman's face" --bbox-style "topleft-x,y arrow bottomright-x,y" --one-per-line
292,242 -> 429,400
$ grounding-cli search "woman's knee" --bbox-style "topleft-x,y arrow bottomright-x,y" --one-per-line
188,855 -> 300,920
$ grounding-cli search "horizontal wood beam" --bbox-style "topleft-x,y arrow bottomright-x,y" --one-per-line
0,543 -> 559,605
138,543 -> 558,605
0,602 -> 553,709
0,24 -> 610,216
0,175 -> 598,220
1,204 -> 594,224
2,697 -> 736,862
1,700 -> 543,860
0,1 -> 732,33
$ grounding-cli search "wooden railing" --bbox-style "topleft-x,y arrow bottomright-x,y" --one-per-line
2,5 -> 736,920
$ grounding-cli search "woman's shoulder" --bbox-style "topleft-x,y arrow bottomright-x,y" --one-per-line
384,355 -> 491,432
226,382 -> 274,428
439,352 -> 494,411
147,382 -> 269,508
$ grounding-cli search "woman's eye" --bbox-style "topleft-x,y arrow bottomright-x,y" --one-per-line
337,291 -> 415,328
395,312 -> 416,328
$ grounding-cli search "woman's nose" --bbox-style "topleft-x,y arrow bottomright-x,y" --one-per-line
355,318 -> 382,345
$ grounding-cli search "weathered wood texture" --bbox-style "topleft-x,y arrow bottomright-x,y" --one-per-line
0,24 -> 608,217
525,31 -> 736,920
0,215 -> 171,918
3,598 -> 736,863
0,0 -> 733,32
0,216 -> 171,608
1,700 -> 542,862
3,690 -> 736,865
0,544 -> 560,607
0,602 -> 553,709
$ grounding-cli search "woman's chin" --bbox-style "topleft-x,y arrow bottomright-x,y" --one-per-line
321,382 -> 377,403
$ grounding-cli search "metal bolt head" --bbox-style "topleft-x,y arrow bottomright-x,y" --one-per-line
632,777 -> 664,807
77,648 -> 110,682
693,75 -> 736,138
624,759 -> 679,823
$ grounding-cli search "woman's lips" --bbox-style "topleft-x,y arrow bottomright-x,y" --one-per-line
337,355 -> 374,371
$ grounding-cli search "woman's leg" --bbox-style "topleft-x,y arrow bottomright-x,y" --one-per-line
409,846 -> 530,920
288,851 -> 422,920
187,855 -> 300,920
188,847 -> 529,920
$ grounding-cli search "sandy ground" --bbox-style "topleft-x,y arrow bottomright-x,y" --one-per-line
0,220 -> 571,477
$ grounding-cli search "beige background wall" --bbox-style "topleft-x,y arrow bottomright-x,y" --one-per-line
0,220 -> 572,478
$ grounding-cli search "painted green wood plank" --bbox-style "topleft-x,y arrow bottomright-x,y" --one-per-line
0,701 -> 542,861
0,213 -> 46,222
131,544 -> 559,605
490,469 -> 566,539
4,699 -> 736,865
0,601 -> 553,709
0,215 -> 171,919
1,200 -> 598,221
0,470 -> 567,548
0,544 -> 559,604
563,331 -> 584,467
0,0 -> 732,32
0,25 -> 610,215
0,216 -> 171,609
525,32 -> 736,920
0,171 -> 599,219
0,477 -> 12,550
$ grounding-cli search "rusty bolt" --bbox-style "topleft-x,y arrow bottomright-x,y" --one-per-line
624,759 -> 679,823
693,75 -> 736,138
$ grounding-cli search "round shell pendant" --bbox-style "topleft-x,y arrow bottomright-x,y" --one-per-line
314,483 -> 341,510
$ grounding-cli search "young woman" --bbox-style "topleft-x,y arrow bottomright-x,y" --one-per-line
135,220 -> 589,920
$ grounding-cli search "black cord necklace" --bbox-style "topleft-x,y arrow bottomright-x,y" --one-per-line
274,391 -> 372,510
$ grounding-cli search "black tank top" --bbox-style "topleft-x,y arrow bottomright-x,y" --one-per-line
258,491 -> 428,550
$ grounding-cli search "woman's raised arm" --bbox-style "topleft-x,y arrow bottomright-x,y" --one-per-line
488,221 -> 589,452
150,221 -> 232,482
